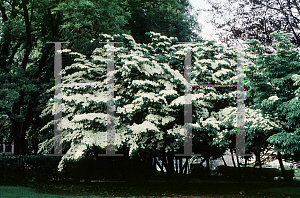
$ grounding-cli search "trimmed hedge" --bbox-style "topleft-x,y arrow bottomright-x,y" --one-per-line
58,156 -> 153,183
0,154 -> 62,185
0,154 -> 153,185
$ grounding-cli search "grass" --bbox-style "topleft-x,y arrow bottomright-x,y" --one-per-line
2,169 -> 300,197
0,185 -> 103,198
265,187 -> 300,196
2,178 -> 300,198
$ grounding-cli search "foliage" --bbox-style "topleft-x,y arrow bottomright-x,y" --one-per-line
38,32 -> 240,172
0,0 -> 203,155
245,32 -> 300,155
0,154 -> 62,185
213,106 -> 281,156
206,0 -> 300,48
53,0 -> 131,55
120,0 -> 202,43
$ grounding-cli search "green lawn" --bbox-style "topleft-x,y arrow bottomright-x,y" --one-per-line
2,179 -> 300,198
0,186 -> 103,198
2,169 -> 300,198
266,187 -> 300,196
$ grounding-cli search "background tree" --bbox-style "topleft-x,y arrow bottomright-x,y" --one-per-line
205,0 -> 300,48
244,32 -> 300,178
120,0 -> 202,44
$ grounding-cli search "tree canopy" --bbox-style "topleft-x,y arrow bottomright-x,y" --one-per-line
0,0 -> 202,155
206,0 -> 300,48
38,32 -> 241,174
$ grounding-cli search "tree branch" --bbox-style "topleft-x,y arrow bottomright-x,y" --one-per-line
21,0 -> 32,70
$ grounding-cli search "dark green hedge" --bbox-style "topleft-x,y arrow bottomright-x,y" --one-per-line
0,154 -> 152,185
59,156 -> 153,183
0,154 -> 62,185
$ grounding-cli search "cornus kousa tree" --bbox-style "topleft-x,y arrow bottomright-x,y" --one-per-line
38,32 -> 242,177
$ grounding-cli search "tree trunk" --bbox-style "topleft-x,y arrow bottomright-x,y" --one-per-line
206,157 -> 210,168
254,151 -> 262,168
12,126 -> 27,155
11,97 -> 28,155
156,157 -> 164,171
230,148 -> 236,167
179,157 -> 183,174
244,157 -> 248,168
160,154 -> 175,183
236,153 -> 240,168
31,137 -> 37,155
183,157 -> 190,174
166,154 -> 174,176
222,156 -> 228,166
277,151 -> 287,180
153,157 -> 157,172
175,157 -> 178,173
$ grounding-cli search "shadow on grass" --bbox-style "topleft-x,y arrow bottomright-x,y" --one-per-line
3,178 -> 298,198
2,173 -> 300,198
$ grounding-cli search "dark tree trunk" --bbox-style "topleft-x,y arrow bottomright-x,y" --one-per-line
145,153 -> 154,176
179,157 -> 183,174
175,157 -> 178,173
12,125 -> 28,155
166,154 -> 174,177
157,157 -> 164,172
222,156 -> 228,166
32,138 -> 38,155
206,157 -> 210,168
0,0 -> 18,73
11,93 -> 27,155
277,151 -> 287,180
230,148 -> 236,167
254,151 -> 262,168
153,157 -> 157,172
236,153 -> 240,168
183,157 -> 190,174
244,157 -> 248,168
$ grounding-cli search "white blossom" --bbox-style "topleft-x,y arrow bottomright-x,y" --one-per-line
268,95 -> 279,101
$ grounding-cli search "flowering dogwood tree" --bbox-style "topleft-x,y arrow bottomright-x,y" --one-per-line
38,32 -> 241,176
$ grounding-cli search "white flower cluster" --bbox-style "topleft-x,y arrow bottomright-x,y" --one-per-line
159,89 -> 178,96
199,117 -> 220,130
268,95 -> 279,101
56,49 -> 72,53
145,114 -> 175,126
167,124 -> 185,136
57,142 -> 88,171
129,121 -> 160,134
132,79 -> 159,87
198,59 -> 218,69
213,68 -> 231,78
